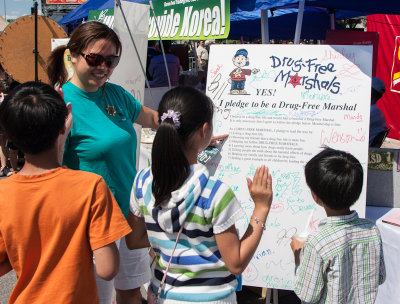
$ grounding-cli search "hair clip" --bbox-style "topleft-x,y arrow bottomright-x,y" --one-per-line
161,109 -> 181,129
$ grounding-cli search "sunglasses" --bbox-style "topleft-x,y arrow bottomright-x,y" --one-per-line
80,53 -> 120,68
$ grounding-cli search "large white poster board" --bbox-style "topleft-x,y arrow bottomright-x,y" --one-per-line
206,45 -> 372,289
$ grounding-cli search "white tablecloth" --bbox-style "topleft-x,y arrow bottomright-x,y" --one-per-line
366,206 -> 400,304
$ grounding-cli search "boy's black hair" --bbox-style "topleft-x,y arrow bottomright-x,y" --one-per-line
304,147 -> 363,210
0,81 -> 68,155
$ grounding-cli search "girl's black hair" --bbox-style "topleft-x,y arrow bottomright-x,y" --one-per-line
304,147 -> 363,210
0,81 -> 68,155
46,21 -> 121,87
152,86 -> 213,206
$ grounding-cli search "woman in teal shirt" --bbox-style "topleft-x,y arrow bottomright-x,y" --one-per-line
47,21 -> 158,304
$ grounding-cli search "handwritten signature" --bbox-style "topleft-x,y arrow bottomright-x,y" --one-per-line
276,227 -> 297,246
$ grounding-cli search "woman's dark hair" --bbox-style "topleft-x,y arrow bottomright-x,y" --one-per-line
304,147 -> 363,210
46,21 -> 122,87
0,81 -> 68,154
152,86 -> 213,206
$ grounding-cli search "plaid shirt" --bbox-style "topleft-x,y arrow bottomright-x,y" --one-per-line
294,211 -> 386,304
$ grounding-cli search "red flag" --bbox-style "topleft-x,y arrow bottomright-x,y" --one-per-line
367,15 -> 400,140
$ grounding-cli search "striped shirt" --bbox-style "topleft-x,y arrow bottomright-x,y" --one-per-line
130,164 -> 245,303
294,211 -> 386,304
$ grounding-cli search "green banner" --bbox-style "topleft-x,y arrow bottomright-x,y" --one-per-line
368,150 -> 394,171
88,8 -> 114,27
88,0 -> 229,40
149,0 -> 230,40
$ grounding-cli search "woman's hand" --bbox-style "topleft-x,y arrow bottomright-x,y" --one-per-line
57,103 -> 73,164
64,103 -> 73,134
136,105 -> 159,130
125,212 -> 151,250
54,86 -> 64,100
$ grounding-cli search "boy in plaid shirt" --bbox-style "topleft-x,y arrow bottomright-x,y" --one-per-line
290,147 -> 385,304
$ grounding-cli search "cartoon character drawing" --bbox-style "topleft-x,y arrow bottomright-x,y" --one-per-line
228,49 -> 259,94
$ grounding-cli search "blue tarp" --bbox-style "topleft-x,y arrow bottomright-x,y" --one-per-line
59,0 -> 148,25
60,0 -> 113,25
266,0 -> 400,15
59,0 -> 400,40
229,0 -> 381,40
235,0 -> 400,15
230,8 -> 340,40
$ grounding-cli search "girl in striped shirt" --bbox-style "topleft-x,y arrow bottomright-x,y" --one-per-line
126,86 -> 273,303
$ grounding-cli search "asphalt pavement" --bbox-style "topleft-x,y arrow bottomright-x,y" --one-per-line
0,271 -> 16,304
0,272 -> 300,304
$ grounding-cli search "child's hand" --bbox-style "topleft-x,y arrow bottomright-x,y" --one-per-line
246,166 -> 272,211
290,236 -> 306,265
209,134 -> 228,147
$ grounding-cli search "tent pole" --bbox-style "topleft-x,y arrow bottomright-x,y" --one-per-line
261,9 -> 269,44
33,1 -> 38,82
294,0 -> 305,44
3,0 -> 6,21
330,10 -> 335,29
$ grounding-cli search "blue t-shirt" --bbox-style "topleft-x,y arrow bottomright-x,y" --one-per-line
62,81 -> 142,217
148,53 -> 180,87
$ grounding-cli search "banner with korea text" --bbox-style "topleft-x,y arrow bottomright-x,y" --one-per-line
88,0 -> 229,40
148,0 -> 230,40
88,8 -> 114,28
367,14 -> 400,140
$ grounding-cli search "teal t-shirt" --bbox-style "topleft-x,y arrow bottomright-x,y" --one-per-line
62,81 -> 142,217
